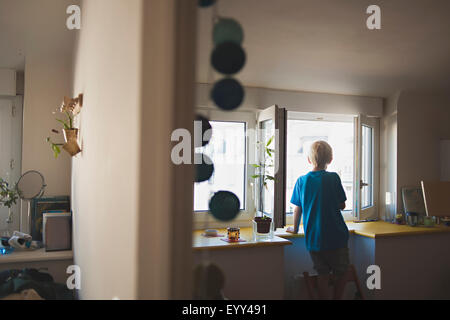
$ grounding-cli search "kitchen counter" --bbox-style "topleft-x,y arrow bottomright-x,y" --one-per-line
275,220 -> 450,239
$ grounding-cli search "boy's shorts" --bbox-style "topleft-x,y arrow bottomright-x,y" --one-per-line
309,247 -> 350,276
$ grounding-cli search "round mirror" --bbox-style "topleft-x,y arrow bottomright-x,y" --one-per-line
16,170 -> 46,200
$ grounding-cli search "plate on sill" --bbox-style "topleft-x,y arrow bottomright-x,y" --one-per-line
201,233 -> 225,238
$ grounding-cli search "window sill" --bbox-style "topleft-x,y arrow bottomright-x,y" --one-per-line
193,211 -> 254,230
193,228 -> 291,251
0,248 -> 73,265
195,212 -> 355,230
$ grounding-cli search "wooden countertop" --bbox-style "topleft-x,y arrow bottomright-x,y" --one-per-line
275,221 -> 450,239
194,221 -> 450,250
193,228 -> 291,251
0,248 -> 73,264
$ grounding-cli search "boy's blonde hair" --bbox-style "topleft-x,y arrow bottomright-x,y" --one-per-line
308,141 -> 333,169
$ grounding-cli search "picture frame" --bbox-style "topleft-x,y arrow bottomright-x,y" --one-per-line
30,196 -> 71,241
401,187 -> 426,216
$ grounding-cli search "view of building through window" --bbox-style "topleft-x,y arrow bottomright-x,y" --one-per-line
286,119 -> 354,214
194,119 -> 355,214
194,121 -> 246,212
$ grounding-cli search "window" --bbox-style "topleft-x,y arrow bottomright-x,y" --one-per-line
194,121 -> 246,212
361,125 -> 374,208
357,114 -> 379,219
286,118 -> 354,215
259,119 -> 275,216
193,109 -> 379,226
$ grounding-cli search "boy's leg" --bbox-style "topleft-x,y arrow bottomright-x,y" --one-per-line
328,248 -> 350,300
309,251 -> 332,300
316,274 -> 331,300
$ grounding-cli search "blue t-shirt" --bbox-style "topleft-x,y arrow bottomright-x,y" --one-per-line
290,170 -> 349,252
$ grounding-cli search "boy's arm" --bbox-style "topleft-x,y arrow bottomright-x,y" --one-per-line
339,202 -> 346,210
286,205 -> 302,234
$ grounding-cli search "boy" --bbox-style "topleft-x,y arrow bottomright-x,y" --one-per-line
287,140 -> 350,300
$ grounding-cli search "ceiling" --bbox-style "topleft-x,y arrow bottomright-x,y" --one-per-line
0,0 -> 78,71
196,0 -> 450,98
1,0 -> 449,98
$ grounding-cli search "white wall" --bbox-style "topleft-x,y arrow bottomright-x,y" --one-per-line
22,54 -> 73,197
0,69 -> 16,96
1,0 -> 78,233
21,53 -> 74,235
71,0 -> 196,300
71,0 -> 143,299
0,96 -> 22,232
397,91 -> 450,213
380,92 -> 399,221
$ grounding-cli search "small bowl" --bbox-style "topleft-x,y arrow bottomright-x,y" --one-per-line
204,229 -> 218,237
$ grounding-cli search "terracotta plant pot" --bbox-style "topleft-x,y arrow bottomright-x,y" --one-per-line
62,129 -> 81,156
254,217 -> 272,234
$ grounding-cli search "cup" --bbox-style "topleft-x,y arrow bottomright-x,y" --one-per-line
406,212 -> 418,227
423,216 -> 435,227
227,227 -> 240,241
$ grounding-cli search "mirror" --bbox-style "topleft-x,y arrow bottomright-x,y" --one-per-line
16,170 -> 46,200
15,170 -> 46,233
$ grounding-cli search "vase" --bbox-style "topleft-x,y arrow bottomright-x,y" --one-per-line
63,128 -> 82,156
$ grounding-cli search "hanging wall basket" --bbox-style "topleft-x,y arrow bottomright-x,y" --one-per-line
62,128 -> 82,157
47,94 -> 84,158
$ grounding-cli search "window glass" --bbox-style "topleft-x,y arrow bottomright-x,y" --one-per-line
259,119 -> 274,216
361,125 -> 373,208
194,121 -> 246,211
286,119 -> 354,214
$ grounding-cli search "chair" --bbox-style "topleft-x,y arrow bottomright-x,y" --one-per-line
302,264 -> 365,300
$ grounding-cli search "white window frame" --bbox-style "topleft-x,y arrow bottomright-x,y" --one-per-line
193,109 -> 257,229
193,109 -> 380,228
354,114 -> 380,220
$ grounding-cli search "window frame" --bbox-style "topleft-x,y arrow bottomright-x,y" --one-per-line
256,105 -> 287,228
192,109 -> 380,228
355,114 -> 380,220
193,109 -> 257,229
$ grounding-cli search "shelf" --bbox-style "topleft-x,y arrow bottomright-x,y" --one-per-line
0,248 -> 73,265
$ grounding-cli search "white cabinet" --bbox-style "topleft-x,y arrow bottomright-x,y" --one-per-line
0,69 -> 16,96
0,96 -> 23,232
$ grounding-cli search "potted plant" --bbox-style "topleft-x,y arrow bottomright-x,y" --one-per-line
251,135 -> 275,234
254,215 -> 272,234
0,178 -> 19,236
47,95 -> 83,158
